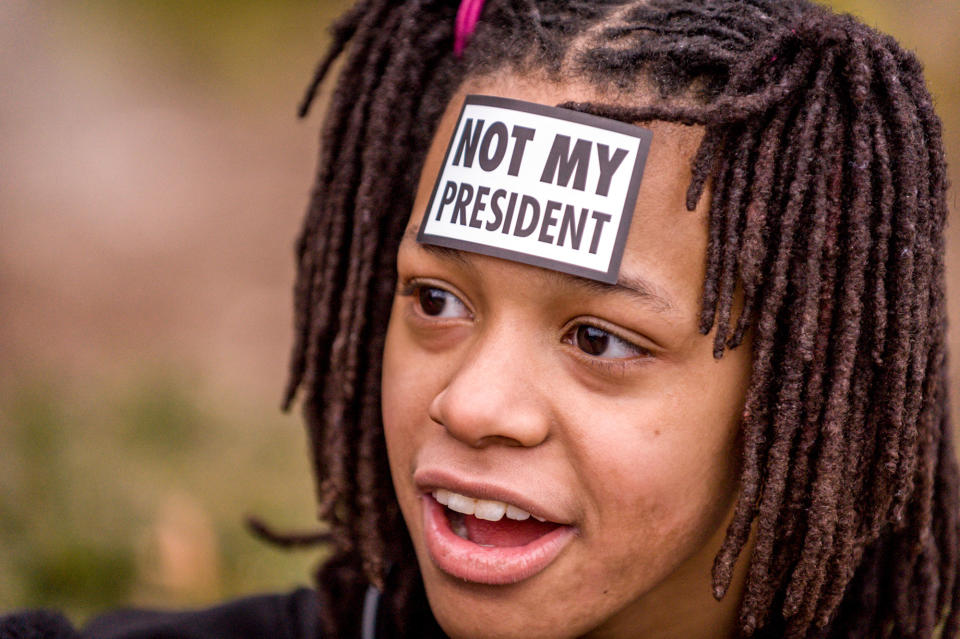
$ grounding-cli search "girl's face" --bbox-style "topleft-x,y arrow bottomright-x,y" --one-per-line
382,75 -> 754,639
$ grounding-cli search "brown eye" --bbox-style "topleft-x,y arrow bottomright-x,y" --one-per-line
419,287 -> 446,315
416,286 -> 469,319
575,325 -> 609,356
569,325 -> 645,359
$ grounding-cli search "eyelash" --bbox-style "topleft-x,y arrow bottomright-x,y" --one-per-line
398,279 -> 653,371
561,322 -> 653,372
398,279 -> 473,321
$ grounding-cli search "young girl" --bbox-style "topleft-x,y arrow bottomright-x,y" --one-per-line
284,0 -> 958,637
3,1 -> 956,638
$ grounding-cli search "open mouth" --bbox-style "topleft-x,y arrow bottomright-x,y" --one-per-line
434,488 -> 563,547
421,489 -> 576,585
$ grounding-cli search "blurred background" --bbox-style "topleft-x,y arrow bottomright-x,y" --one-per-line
1,0 -> 958,623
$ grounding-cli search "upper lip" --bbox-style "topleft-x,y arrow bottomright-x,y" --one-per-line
413,467 -> 574,525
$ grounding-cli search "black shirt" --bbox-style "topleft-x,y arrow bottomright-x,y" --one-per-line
1,589 -> 322,639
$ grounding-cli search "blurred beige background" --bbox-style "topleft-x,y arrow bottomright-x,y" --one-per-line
1,0 -> 958,621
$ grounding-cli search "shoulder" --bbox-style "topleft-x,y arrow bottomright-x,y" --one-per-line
2,589 -> 321,639
1,609 -> 79,639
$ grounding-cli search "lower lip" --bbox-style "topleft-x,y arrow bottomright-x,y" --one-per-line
421,494 -> 576,585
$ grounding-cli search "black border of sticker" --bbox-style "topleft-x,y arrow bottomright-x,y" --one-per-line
417,94 -> 653,284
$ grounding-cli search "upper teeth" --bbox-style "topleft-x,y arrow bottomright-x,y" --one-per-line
432,488 -> 546,522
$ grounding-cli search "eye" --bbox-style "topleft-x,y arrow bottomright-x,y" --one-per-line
415,286 -> 470,319
565,325 -> 646,359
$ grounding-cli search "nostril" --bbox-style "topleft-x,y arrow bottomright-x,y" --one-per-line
474,435 -> 527,448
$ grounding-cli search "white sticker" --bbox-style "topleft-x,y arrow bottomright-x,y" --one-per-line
417,95 -> 653,284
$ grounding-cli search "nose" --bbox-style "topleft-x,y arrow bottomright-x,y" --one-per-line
428,323 -> 551,449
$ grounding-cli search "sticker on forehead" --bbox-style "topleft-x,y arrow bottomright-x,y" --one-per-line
417,94 -> 653,284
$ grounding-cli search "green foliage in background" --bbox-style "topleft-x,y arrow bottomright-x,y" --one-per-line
0,374 -> 318,622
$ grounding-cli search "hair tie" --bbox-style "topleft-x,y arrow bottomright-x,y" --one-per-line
454,0 -> 486,57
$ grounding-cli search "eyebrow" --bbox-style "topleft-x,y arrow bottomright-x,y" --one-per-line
400,226 -> 678,315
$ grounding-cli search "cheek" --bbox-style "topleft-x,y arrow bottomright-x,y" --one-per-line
587,416 -> 737,542
566,379 -> 742,584
381,307 -> 450,493
381,309 -> 420,480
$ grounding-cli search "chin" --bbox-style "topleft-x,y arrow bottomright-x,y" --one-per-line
427,594 -> 579,639
417,559 -> 616,639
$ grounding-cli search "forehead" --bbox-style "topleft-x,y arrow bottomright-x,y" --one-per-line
407,73 -> 712,313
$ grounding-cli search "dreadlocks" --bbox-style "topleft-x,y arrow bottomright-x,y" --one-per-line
281,1 -> 958,637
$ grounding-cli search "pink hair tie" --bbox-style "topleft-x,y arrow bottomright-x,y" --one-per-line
454,0 -> 486,57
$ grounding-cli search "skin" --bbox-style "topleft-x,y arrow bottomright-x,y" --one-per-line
381,73 -> 754,639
